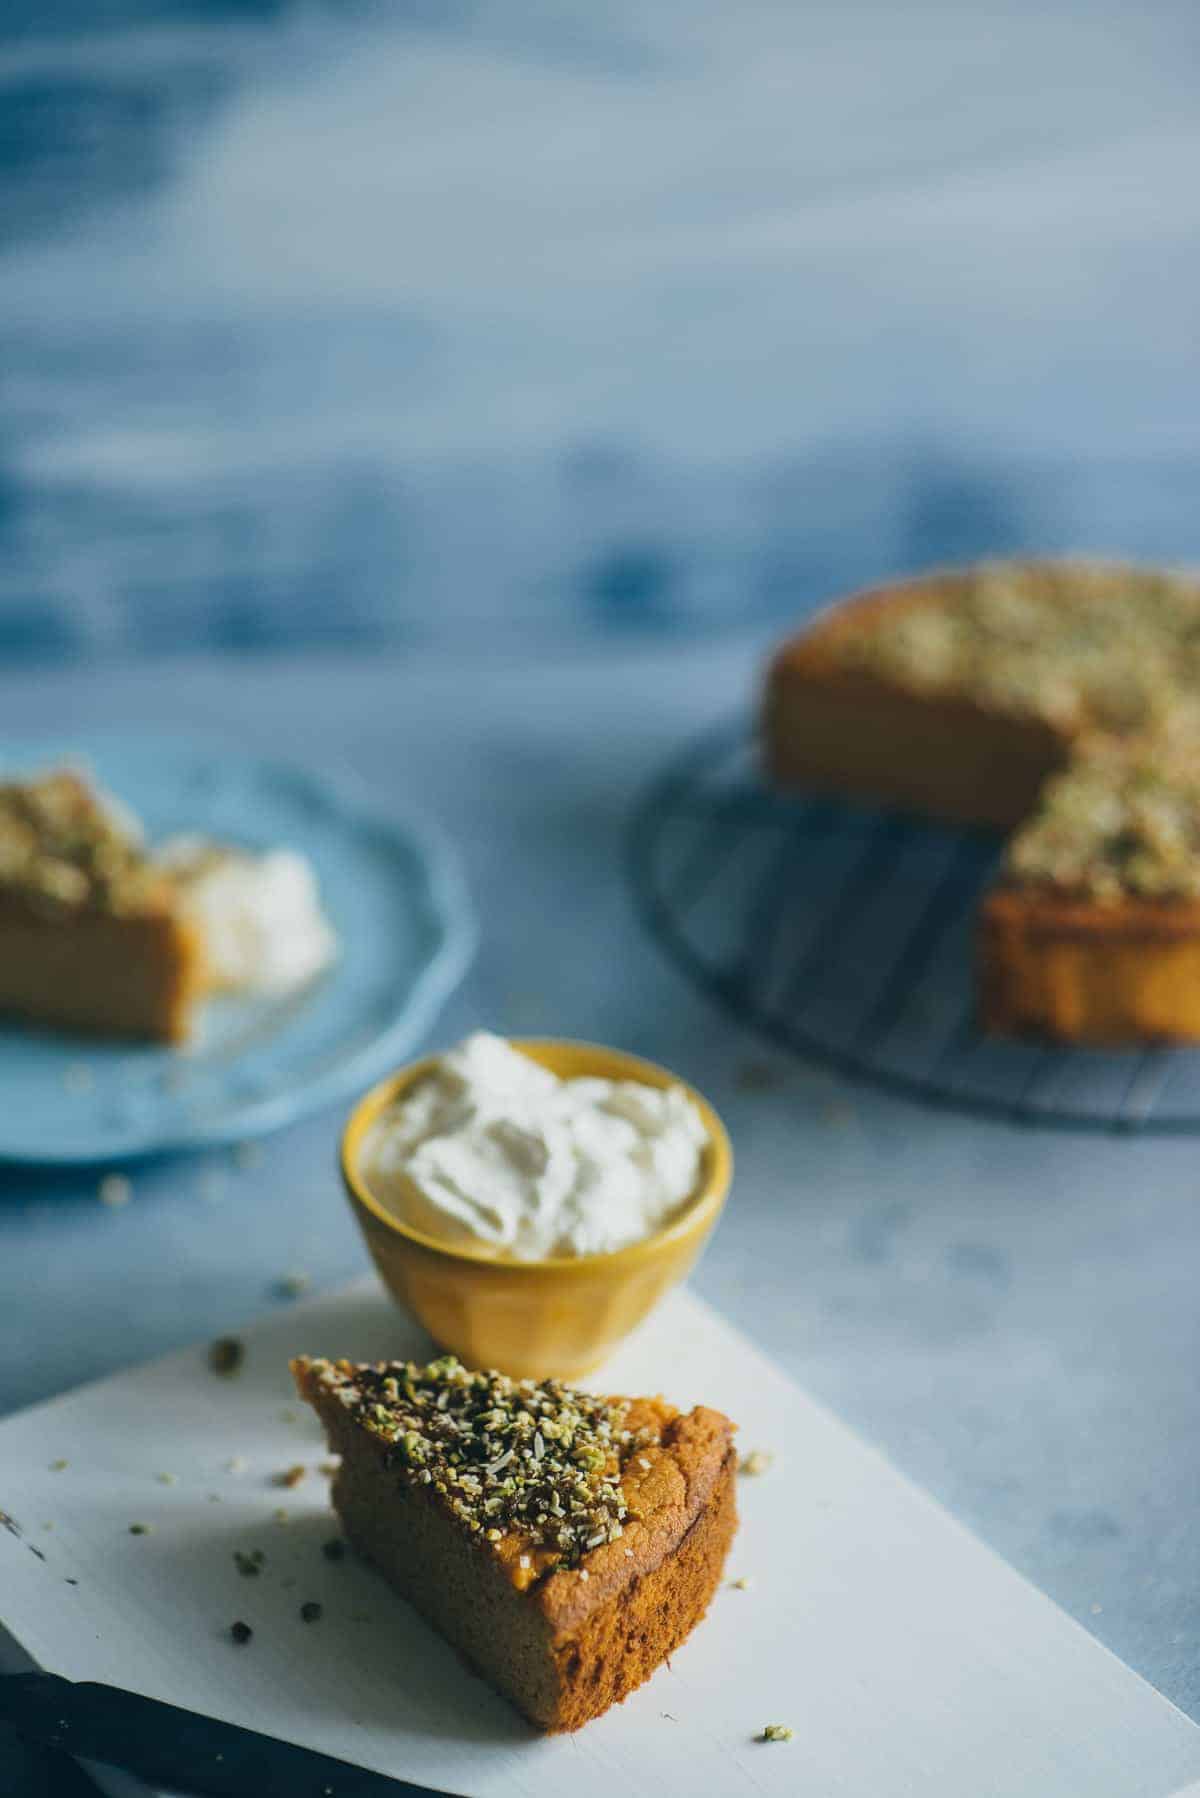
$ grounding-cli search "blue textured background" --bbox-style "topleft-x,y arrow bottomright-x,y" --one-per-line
1,0 -> 1198,660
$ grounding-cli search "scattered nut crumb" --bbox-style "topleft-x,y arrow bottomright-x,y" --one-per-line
761,1724 -> 793,1743
209,1337 -> 244,1378
230,1620 -> 253,1645
317,1459 -> 340,1477
730,1576 -> 752,1590
62,1064 -> 95,1096
233,1142 -> 263,1171
128,1523 -> 150,1536
98,1175 -> 132,1209
739,1450 -> 773,1477
274,1272 -> 310,1301
322,1539 -> 346,1562
49,1459 -> 68,1472
734,1061 -> 783,1093
156,1473 -> 177,1487
273,1464 -> 306,1489
300,1600 -> 323,1623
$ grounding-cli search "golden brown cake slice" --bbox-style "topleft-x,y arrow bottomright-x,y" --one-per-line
0,770 -> 206,1042
292,1352 -> 737,1732
980,735 -> 1200,1043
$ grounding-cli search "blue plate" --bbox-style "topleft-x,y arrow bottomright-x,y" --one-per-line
0,736 -> 476,1164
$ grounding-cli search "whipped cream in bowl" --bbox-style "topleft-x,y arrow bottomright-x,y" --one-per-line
341,1034 -> 732,1377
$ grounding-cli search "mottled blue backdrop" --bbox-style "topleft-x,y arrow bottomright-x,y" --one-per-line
1,0 -> 1198,660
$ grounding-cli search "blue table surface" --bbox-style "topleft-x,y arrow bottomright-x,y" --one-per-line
3,2 -> 1200,1790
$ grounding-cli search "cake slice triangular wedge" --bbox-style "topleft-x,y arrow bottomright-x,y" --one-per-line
292,1353 -> 737,1732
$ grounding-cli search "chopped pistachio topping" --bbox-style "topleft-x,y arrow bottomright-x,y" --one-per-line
1004,734 -> 1200,901
0,771 -> 164,917
313,1354 -> 652,1566
761,1724 -> 794,1743
835,563 -> 1200,738
739,1449 -> 772,1477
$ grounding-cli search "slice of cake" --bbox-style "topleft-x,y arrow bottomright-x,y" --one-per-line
292,1352 -> 737,1732
980,734 -> 1200,1042
0,770 -> 206,1042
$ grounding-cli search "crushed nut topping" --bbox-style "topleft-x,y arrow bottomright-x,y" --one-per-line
761,1723 -> 794,1743
835,563 -> 1200,738
1003,733 -> 1200,901
274,1464 -> 307,1489
310,1354 -> 654,1567
0,771 -> 166,917
739,1450 -> 772,1477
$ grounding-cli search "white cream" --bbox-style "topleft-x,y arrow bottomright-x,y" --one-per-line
362,1032 -> 709,1260
158,836 -> 337,995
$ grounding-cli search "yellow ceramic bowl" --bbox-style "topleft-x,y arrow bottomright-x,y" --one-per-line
340,1039 -> 732,1380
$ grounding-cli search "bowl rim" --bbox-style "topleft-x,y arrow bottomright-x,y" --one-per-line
339,1036 -> 732,1277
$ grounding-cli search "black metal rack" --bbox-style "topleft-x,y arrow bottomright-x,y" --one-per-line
628,719 -> 1200,1133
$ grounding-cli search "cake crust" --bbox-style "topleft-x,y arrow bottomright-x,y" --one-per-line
291,1354 -> 737,1732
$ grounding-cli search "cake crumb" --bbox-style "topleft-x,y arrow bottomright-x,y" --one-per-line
209,1337 -> 244,1377
300,1600 -> 323,1623
734,1061 -> 782,1093
739,1450 -> 773,1477
761,1724 -> 793,1743
230,1620 -> 253,1645
273,1464 -> 306,1489
273,1272 -> 310,1301
98,1174 -> 132,1209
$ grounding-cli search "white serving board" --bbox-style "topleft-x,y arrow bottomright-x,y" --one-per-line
2,1282 -> 1199,1798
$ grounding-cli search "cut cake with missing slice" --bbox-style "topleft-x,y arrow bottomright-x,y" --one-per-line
291,1352 -> 737,1733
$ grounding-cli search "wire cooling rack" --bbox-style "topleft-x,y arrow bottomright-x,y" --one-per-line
628,718 -> 1200,1133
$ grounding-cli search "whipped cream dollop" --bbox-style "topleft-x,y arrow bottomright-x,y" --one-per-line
361,1032 -> 709,1260
158,836 -> 337,995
